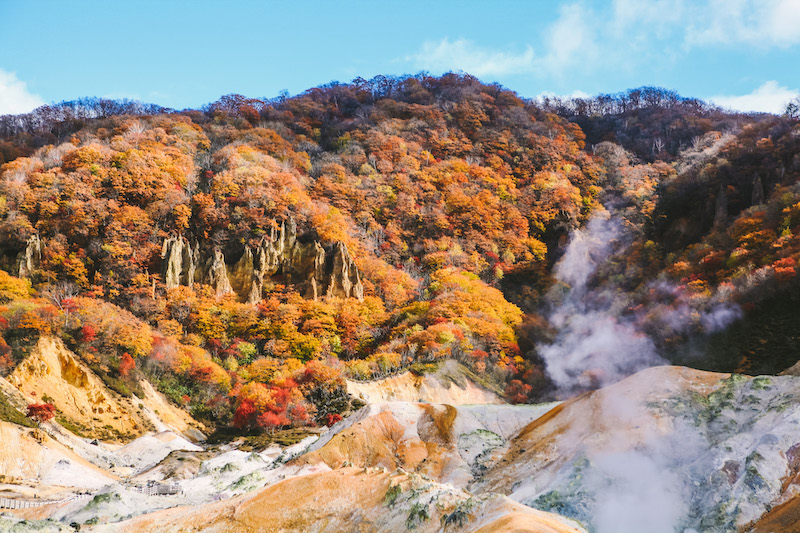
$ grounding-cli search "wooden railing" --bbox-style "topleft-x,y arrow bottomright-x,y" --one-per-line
0,482 -> 181,509
0,493 -> 90,509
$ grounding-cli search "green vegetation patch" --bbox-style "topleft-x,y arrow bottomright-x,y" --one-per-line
406,502 -> 430,529
0,392 -> 35,427
85,491 -> 121,510
55,416 -> 88,438
384,483 -> 402,507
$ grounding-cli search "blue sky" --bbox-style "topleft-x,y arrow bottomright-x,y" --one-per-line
1,0 -> 799,115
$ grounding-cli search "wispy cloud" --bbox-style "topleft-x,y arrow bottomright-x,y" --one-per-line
539,3 -> 596,76
406,0 -> 800,86
535,89 -> 592,102
0,69 -> 45,115
686,0 -> 800,48
711,80 -> 798,114
406,38 -> 535,77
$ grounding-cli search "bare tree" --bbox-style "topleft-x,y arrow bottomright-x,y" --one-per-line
42,282 -> 79,327
652,137 -> 665,155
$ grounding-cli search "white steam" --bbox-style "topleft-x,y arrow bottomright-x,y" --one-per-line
588,387 -> 707,533
533,208 -> 753,532
539,209 -> 741,397
539,211 -> 665,396
592,450 -> 685,533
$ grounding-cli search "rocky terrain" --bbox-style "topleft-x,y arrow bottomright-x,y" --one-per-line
346,360 -> 504,405
5,355 -> 800,531
0,342 -> 582,532
161,217 -> 363,302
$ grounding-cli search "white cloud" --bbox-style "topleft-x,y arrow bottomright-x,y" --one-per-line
407,38 -> 535,77
536,89 -> 592,101
0,69 -> 45,115
404,0 -> 800,88
686,0 -> 800,48
710,80 -> 798,114
539,3 -> 596,75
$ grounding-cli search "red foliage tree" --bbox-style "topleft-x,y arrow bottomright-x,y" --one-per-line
232,398 -> 257,429
26,402 -> 56,425
324,413 -> 343,426
119,352 -> 135,377
80,324 -> 97,343
505,379 -> 533,404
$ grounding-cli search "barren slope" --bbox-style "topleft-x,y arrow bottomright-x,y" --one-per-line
6,337 -> 203,443
108,468 -> 585,533
293,401 -> 557,487
346,360 -> 504,405
475,366 -> 800,531
0,420 -> 117,490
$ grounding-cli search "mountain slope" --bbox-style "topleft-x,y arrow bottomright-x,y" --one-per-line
346,360 -> 504,405
107,467 -> 585,533
475,366 -> 800,531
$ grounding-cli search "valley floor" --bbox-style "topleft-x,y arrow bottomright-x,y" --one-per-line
4,360 -> 800,532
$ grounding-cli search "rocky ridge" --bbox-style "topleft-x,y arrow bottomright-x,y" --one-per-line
346,360 -> 505,405
161,217 -> 363,302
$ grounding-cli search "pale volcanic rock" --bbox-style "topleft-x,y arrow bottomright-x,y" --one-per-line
0,420 -> 116,489
474,365 -> 800,531
295,401 -> 557,488
346,360 -> 504,405
106,468 -> 585,533
114,431 -> 202,473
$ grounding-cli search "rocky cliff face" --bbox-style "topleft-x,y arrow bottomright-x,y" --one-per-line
8,337 -> 151,441
17,234 -> 41,279
161,235 -> 197,290
161,218 -> 363,302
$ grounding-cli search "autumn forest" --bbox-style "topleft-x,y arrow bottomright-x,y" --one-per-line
1,73 -> 799,437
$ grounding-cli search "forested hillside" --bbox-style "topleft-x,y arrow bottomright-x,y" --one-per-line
1,73 -> 798,434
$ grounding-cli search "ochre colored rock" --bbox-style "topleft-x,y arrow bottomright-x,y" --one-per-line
8,337 -> 150,441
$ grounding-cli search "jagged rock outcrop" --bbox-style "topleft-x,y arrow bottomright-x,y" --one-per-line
228,245 -> 257,301
161,217 -> 364,302
161,235 -> 197,290
201,247 -> 234,296
327,241 -> 363,299
17,234 -> 41,278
